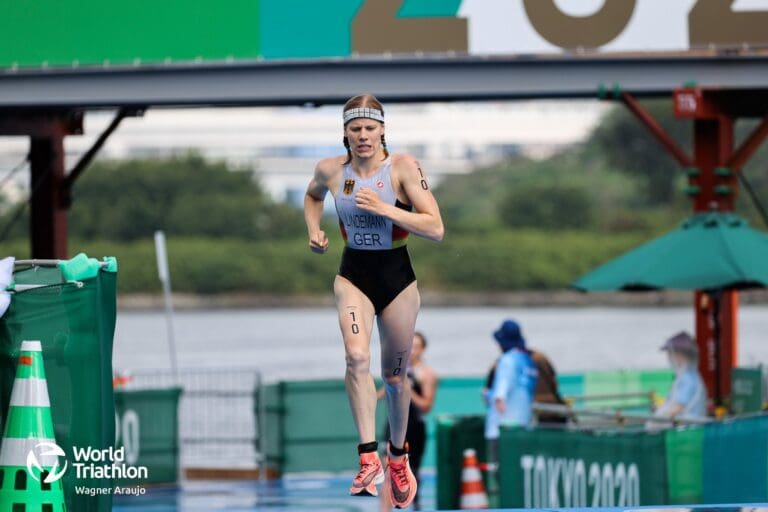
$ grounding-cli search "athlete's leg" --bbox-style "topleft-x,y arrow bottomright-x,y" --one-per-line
377,281 -> 420,449
378,281 -> 420,508
334,275 -> 377,443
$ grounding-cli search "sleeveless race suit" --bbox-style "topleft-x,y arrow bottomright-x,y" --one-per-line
334,157 -> 415,313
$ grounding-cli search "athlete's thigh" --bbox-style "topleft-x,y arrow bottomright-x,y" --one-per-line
377,281 -> 420,374
334,275 -> 376,353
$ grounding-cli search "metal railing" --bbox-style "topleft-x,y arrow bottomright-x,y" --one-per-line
565,391 -> 658,408
120,366 -> 264,470
533,401 -> 713,429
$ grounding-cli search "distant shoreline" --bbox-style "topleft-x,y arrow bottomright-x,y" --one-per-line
117,289 -> 768,311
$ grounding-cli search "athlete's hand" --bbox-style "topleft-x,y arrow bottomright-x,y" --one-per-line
309,231 -> 329,254
355,187 -> 386,215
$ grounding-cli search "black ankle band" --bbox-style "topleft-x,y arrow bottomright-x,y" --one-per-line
388,440 -> 407,456
358,441 -> 378,454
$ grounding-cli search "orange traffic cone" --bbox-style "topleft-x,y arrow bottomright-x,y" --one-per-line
459,448 -> 488,509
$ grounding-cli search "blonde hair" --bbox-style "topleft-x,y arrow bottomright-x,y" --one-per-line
343,94 -> 388,164
343,94 -> 385,119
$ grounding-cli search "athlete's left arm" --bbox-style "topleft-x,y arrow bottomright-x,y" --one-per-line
355,156 -> 444,241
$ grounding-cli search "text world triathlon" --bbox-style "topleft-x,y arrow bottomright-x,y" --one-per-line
72,446 -> 148,479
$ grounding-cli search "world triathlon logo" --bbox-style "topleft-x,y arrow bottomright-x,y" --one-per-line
26,441 -> 68,483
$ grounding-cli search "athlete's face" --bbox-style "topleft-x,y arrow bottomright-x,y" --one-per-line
344,118 -> 384,159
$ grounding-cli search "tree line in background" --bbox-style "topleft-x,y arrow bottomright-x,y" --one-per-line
1,100 -> 766,294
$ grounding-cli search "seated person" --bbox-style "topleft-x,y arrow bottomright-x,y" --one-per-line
648,331 -> 707,428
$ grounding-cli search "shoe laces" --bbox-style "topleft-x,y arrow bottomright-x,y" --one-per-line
389,458 -> 409,488
356,457 -> 379,481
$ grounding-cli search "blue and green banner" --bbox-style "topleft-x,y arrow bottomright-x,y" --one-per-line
4,1 -> 768,70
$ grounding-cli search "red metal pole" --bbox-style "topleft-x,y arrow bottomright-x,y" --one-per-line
690,113 -> 736,405
29,131 -> 68,259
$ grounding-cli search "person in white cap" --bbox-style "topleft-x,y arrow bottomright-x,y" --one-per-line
304,93 -> 444,509
653,331 -> 708,421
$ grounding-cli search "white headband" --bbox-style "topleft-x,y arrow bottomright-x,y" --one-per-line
343,107 -> 384,125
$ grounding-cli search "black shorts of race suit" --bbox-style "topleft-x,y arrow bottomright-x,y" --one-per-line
338,245 -> 416,314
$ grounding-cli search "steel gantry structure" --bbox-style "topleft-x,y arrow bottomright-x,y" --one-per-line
2,51 -> 768,403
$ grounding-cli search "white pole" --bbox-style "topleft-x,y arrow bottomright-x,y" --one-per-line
154,230 -> 179,384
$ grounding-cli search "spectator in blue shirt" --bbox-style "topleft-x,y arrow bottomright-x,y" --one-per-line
647,331 -> 707,431
484,319 -> 538,443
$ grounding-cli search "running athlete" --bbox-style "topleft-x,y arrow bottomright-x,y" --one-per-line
304,94 -> 444,509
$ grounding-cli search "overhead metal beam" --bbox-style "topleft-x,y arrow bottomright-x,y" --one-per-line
0,110 -> 83,136
1,53 -> 768,109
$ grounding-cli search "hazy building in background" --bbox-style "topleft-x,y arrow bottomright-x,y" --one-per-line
0,101 -> 609,208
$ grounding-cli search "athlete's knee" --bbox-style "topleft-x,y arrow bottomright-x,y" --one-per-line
382,370 -> 406,388
345,348 -> 370,374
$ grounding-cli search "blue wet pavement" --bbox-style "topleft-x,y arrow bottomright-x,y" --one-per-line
113,472 -> 436,511
112,475 -> 766,512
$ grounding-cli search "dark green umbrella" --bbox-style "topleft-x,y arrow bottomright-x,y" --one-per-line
572,212 -> 768,292
573,211 -> 768,404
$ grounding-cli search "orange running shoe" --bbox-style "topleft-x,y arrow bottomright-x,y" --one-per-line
387,447 -> 417,509
349,451 -> 385,497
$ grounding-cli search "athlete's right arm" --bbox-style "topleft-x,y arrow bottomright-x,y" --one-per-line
304,161 -> 332,254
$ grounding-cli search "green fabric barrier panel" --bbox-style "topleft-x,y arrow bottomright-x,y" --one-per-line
703,416 -> 768,503
263,380 -> 387,474
435,415 -> 486,511
664,426 -> 704,504
114,388 -> 182,485
262,377 -> 487,475
11,266 -> 63,286
0,259 -> 117,512
498,427 -> 668,508
422,377 -> 485,470
731,367 -> 765,414
261,382 -> 285,473
261,370 -> 677,477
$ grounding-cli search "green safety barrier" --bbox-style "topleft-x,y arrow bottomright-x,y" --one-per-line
437,416 -> 668,509
0,255 -> 117,512
262,379 -> 388,474
114,388 -> 183,486
263,370 -> 672,477
702,415 -> 768,503
665,426 -> 704,504
262,377 -> 487,475
423,377 -> 485,469
436,414 -> 766,509
731,367 -> 765,414
498,427 -> 668,508
435,415 -> 487,511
